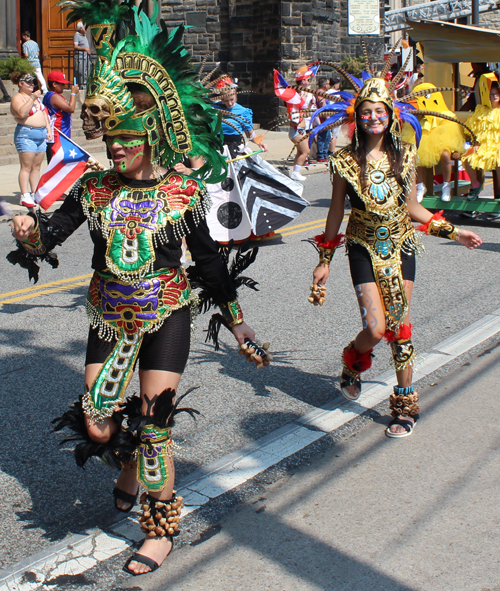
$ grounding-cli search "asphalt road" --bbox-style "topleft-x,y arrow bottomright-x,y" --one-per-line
0,169 -> 499,572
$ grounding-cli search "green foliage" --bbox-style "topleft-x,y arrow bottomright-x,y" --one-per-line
0,56 -> 35,80
340,54 -> 365,89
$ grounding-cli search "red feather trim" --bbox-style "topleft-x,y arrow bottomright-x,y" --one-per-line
343,345 -> 373,373
313,233 -> 345,249
416,210 -> 445,233
384,323 -> 413,342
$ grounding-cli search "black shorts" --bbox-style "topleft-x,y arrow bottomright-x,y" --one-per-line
348,243 -> 416,287
85,306 -> 191,374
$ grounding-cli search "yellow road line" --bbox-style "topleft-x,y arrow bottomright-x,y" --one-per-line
0,217 -> 338,305
0,280 -> 90,306
0,273 -> 93,300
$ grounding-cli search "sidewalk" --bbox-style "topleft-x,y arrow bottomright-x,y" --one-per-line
0,129 -> 347,216
137,340 -> 500,591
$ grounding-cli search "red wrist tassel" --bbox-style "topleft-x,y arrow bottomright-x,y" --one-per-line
343,345 -> 373,373
416,211 -> 445,233
384,323 -> 413,342
313,233 -> 345,249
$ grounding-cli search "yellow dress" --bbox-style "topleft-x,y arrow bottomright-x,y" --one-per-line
465,105 -> 500,170
401,112 -> 465,168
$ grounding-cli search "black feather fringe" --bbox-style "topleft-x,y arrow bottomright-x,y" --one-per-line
52,396 -> 136,470
6,211 -> 63,284
187,239 -> 259,313
123,387 -> 201,433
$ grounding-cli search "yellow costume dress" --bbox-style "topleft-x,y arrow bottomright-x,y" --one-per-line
465,72 -> 500,170
401,84 -> 465,167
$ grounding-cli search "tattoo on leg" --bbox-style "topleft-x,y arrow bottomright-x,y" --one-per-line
356,284 -> 378,330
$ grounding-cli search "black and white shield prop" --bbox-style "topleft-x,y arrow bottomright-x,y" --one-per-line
206,146 -> 309,241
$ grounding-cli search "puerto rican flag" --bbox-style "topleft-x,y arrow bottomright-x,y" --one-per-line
274,69 -> 306,113
34,133 -> 89,210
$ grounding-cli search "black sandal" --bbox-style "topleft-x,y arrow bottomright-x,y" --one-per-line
123,536 -> 173,576
113,486 -> 138,513
340,366 -> 362,401
385,416 -> 417,438
123,552 -> 160,575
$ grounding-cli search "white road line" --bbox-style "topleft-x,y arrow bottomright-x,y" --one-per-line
2,309 -> 500,590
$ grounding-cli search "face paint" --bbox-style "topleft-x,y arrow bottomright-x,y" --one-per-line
106,135 -> 146,173
360,112 -> 389,135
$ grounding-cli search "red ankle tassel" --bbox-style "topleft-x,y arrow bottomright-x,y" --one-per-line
416,211 -> 445,233
384,323 -> 413,342
344,345 -> 373,373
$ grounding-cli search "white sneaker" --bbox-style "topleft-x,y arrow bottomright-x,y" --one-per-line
441,181 -> 451,202
291,171 -> 307,181
20,193 -> 36,208
416,182 -> 426,203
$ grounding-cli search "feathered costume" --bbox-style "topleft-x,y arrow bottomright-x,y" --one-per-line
299,41 -> 467,430
401,83 -> 466,168
465,72 -> 500,170
7,0 -> 265,562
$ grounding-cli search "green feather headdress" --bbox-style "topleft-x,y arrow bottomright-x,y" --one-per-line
56,0 -> 227,183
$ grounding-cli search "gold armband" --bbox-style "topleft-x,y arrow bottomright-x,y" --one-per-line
417,211 -> 459,241
22,218 -> 47,256
310,233 -> 345,266
219,300 -> 244,327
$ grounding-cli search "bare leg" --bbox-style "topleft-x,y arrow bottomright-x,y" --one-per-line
463,160 -> 480,187
344,283 -> 386,397
293,134 -> 310,167
18,152 -> 36,195
441,150 -> 452,183
126,369 -> 183,576
29,151 -> 45,193
328,135 -> 337,154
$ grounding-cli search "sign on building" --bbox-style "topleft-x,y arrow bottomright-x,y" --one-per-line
348,0 -> 381,35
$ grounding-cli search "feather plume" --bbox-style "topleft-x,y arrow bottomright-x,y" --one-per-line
380,38 -> 401,80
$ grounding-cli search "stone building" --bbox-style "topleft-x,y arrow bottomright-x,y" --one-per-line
161,0 -> 384,126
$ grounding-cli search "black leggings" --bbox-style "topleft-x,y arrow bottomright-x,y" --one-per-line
85,306 -> 191,374
348,244 -> 416,286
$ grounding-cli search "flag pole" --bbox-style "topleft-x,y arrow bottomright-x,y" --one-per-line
226,149 -> 264,163
57,129 -> 106,169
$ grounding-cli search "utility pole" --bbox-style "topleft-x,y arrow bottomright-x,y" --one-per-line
472,0 -> 479,25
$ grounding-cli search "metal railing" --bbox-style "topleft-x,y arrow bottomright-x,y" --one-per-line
384,0 -> 500,32
66,50 -> 97,87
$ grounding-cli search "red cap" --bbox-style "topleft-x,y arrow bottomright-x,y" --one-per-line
48,71 -> 70,84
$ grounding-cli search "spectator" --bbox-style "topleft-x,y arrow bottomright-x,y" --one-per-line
460,63 -> 492,111
0,78 -> 11,103
327,77 -> 341,155
408,62 -> 424,92
43,71 -> 79,162
21,31 -> 47,94
213,77 -> 267,155
73,22 -> 91,87
289,70 -> 317,181
10,72 -> 52,207
315,77 -> 331,162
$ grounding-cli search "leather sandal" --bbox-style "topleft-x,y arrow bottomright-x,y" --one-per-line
113,486 -> 138,513
385,416 -> 417,438
123,536 -> 173,576
340,366 -> 362,401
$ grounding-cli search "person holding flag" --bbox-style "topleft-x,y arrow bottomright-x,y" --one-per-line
43,71 -> 79,163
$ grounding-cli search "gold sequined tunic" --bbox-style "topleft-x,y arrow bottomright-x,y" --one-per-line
329,144 -> 421,330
